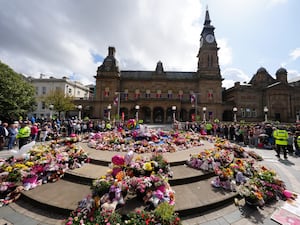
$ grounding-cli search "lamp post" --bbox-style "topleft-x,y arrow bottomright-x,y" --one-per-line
107,104 -> 111,121
49,104 -> 54,120
202,107 -> 207,122
264,106 -> 268,122
233,107 -> 238,123
77,104 -> 82,120
115,92 -> 121,121
191,93 -> 200,121
135,105 -> 140,121
172,105 -> 176,122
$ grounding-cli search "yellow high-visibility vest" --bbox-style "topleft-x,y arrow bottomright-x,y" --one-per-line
273,129 -> 288,145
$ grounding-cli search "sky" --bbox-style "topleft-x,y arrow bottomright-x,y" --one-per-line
0,0 -> 299,89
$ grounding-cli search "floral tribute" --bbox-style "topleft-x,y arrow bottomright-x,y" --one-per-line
0,136 -> 89,206
84,126 -> 206,153
186,138 -> 286,207
65,151 -> 181,225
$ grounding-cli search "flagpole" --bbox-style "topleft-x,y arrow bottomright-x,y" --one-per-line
195,95 -> 197,121
117,92 -> 120,121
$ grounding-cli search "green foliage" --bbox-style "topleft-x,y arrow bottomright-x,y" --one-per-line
154,202 -> 180,224
0,61 -> 36,121
41,89 -> 75,118
91,179 -> 113,197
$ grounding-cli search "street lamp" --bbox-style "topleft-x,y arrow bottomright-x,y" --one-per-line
77,105 -> 82,120
264,106 -> 268,122
107,104 -> 111,121
233,107 -> 238,123
202,107 -> 207,122
135,105 -> 140,121
172,105 -> 176,122
49,104 -> 54,120
115,92 -> 121,121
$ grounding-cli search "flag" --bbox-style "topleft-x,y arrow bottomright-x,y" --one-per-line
113,95 -> 118,105
190,94 -> 196,103
208,90 -> 213,99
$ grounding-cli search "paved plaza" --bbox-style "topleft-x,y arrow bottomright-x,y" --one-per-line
0,134 -> 299,225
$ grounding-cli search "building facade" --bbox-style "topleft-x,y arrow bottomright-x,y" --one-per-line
89,9 -> 223,123
78,9 -> 300,123
28,75 -> 90,119
223,67 -> 300,123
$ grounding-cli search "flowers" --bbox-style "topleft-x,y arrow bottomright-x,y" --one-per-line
0,138 -> 89,205
67,153 -> 177,224
236,165 -> 286,206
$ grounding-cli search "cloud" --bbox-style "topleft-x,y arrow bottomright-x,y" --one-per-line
222,67 -> 250,89
218,38 -> 233,66
0,0 -> 204,86
290,48 -> 300,61
287,69 -> 300,82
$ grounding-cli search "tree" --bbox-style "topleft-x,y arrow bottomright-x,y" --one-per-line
42,89 -> 75,119
0,61 -> 36,122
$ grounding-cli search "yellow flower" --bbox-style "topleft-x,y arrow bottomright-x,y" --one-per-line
143,162 -> 153,171
25,161 -> 34,167
5,166 -> 13,172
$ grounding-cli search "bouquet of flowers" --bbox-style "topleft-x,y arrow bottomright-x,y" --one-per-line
237,165 -> 286,206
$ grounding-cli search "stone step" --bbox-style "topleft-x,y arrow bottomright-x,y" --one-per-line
21,180 -> 91,216
64,163 -> 215,186
79,142 -> 212,166
19,141 -> 234,219
21,175 -> 237,218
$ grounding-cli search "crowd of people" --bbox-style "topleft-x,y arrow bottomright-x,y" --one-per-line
176,120 -> 300,158
0,117 -> 121,150
0,117 -> 299,158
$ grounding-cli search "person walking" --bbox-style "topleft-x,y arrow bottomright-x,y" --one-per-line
272,125 -> 289,159
295,132 -> 300,156
16,121 -> 31,149
30,123 -> 39,141
7,123 -> 18,149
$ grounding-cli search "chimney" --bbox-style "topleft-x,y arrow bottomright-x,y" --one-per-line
108,46 -> 115,57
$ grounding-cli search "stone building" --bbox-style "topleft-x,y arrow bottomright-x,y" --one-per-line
28,75 -> 90,119
90,9 -> 224,123
80,9 -> 300,123
223,67 -> 300,123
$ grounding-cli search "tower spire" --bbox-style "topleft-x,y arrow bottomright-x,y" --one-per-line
204,6 -> 211,26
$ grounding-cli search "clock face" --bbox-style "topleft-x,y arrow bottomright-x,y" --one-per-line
205,34 -> 215,43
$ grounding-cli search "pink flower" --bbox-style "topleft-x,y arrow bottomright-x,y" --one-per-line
112,155 -> 125,166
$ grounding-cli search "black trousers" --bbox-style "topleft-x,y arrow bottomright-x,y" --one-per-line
19,137 -> 29,149
276,144 -> 287,158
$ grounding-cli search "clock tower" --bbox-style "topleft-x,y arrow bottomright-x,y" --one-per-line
197,8 -> 221,79
196,7 -> 223,109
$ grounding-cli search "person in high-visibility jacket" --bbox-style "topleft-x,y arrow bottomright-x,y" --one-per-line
16,121 -> 31,149
272,126 -> 288,159
295,132 -> 300,156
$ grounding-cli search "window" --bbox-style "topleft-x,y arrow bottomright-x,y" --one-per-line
104,87 -> 109,97
69,88 -> 72,94
178,90 -> 183,100
42,87 -> 46,95
252,109 -> 257,117
135,89 -> 140,99
145,89 -> 151,98
241,108 -> 245,117
77,90 -> 80,95
124,89 -> 128,100
246,108 -> 251,117
35,87 -> 39,95
168,90 -> 172,99
156,90 -> 161,98
42,102 -> 46,109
